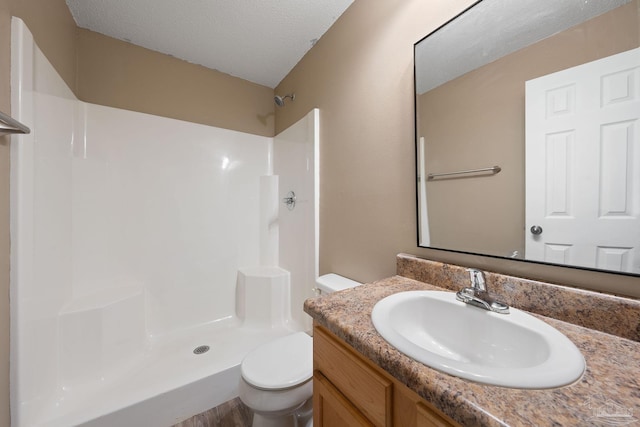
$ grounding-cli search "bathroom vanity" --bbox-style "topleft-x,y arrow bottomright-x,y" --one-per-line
305,254 -> 640,426
313,325 -> 458,426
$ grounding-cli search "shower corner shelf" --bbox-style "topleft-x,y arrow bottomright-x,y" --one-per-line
0,110 -> 30,135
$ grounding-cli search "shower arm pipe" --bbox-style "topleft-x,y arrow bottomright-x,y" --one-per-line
274,93 -> 295,107
0,110 -> 30,135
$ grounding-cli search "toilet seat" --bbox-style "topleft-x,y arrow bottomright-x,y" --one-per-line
241,332 -> 313,390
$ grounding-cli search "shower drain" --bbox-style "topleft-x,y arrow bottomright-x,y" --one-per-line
193,345 -> 210,355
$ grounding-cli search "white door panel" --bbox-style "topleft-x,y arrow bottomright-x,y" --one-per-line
526,47 -> 640,273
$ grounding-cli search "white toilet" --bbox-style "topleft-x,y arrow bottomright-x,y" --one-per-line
238,273 -> 361,427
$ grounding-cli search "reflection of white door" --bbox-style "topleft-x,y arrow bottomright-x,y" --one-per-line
525,48 -> 640,273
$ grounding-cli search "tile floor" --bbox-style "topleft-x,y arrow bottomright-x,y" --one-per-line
172,398 -> 253,427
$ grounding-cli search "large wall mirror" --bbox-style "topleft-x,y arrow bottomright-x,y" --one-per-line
415,0 -> 640,276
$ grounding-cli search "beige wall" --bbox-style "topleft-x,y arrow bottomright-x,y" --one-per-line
12,0 -> 78,92
275,0 -> 478,283
10,1 -> 275,138
419,2 -> 639,258
1,1 -> 639,422
77,29 -> 275,137
276,0 -> 640,297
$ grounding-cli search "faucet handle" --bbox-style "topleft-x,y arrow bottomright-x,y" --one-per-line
466,268 -> 486,291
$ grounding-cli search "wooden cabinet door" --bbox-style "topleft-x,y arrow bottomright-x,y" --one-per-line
314,326 -> 392,426
416,402 -> 457,427
313,371 -> 374,427
313,324 -> 460,427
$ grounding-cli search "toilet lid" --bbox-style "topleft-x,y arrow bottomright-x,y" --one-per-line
241,332 -> 313,390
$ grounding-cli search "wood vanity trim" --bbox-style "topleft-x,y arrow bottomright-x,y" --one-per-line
416,401 -> 457,427
313,371 -> 374,426
314,325 -> 392,427
313,324 -> 460,427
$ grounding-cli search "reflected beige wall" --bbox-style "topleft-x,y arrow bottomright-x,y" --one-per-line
419,2 -> 639,258
276,0 -> 640,298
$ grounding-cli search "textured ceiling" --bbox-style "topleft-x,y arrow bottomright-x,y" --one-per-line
65,0 -> 354,88
416,0 -> 631,94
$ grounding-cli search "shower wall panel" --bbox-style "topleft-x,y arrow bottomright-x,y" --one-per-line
74,104 -> 270,335
10,20 -> 77,424
11,17 -> 272,426
274,109 -> 319,331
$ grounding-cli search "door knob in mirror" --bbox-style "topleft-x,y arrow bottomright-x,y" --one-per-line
530,225 -> 543,235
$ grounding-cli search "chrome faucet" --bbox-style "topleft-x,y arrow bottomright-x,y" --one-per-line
456,269 -> 510,314
468,268 -> 486,291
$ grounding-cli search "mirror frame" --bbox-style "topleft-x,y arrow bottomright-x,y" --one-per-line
413,0 -> 640,279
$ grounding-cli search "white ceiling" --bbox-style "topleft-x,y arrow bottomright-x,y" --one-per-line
415,0 -> 631,94
65,0 -> 354,89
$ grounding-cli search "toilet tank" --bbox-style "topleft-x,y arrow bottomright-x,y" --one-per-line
315,273 -> 361,294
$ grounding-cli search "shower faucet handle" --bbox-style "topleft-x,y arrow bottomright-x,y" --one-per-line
282,191 -> 296,210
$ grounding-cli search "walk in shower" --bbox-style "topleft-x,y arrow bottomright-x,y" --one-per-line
10,19 -> 318,426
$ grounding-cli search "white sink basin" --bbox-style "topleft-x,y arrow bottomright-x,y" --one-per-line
371,291 -> 585,389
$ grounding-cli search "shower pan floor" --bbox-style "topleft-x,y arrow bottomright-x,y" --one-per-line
33,319 -> 294,427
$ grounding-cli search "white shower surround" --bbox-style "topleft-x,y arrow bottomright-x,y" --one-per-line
10,18 -> 318,427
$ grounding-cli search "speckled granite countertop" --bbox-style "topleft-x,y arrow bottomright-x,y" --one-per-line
304,275 -> 640,426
